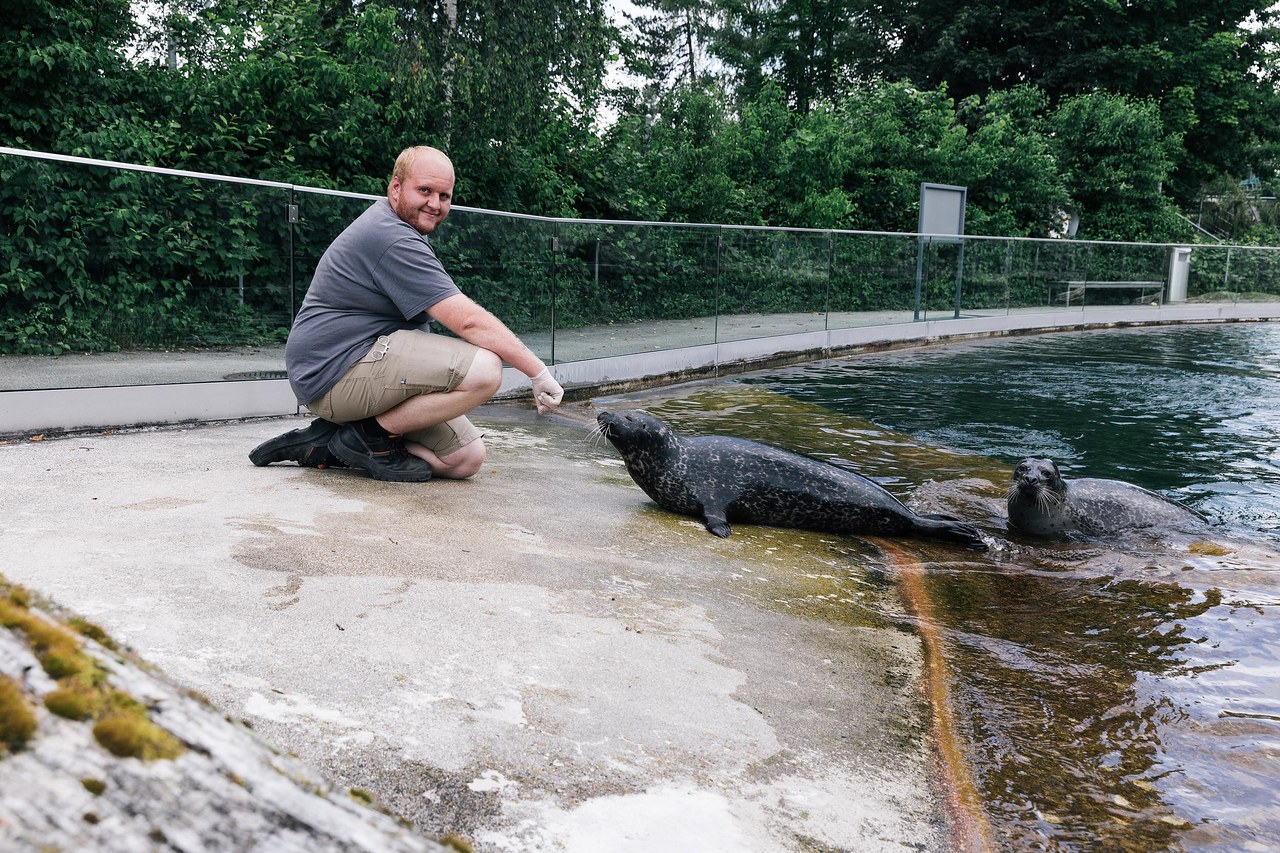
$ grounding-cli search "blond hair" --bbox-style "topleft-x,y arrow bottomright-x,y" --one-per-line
391,146 -> 453,184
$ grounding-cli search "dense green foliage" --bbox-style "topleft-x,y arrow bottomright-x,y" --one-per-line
880,0 -> 1280,202
3,0 -> 1280,352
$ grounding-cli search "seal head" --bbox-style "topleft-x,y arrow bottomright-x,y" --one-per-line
598,410 -> 987,550
1006,458 -> 1072,536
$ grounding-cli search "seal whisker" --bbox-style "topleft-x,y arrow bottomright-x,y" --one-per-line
1037,490 -> 1059,513
582,421 -> 609,448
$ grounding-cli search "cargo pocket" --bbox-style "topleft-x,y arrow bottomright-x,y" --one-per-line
383,329 -> 473,393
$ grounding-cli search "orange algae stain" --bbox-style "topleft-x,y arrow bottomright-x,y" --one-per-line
874,538 -> 996,853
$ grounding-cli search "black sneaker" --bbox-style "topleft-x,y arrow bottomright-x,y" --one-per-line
249,418 -> 346,468
326,423 -> 433,482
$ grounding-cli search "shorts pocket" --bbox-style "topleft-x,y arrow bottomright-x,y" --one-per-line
382,330 -> 472,393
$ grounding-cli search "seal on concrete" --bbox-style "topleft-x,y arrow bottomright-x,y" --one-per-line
597,410 -> 987,549
1006,457 -> 1206,537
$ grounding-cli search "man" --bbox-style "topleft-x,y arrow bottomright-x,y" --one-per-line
250,146 -> 564,482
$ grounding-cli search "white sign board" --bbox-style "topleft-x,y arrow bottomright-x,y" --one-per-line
914,183 -> 968,320
918,183 -> 967,240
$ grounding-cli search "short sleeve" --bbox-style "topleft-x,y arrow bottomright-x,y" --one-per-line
374,236 -> 461,320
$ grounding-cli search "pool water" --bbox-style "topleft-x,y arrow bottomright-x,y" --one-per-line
646,323 -> 1280,850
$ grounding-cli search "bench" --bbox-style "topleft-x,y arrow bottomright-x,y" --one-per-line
1050,280 -> 1165,306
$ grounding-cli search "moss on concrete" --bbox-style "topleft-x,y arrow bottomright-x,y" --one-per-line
44,683 -> 102,720
0,675 -> 37,753
1,574 -> 183,762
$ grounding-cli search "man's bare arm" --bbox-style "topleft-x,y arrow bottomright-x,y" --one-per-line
427,293 -> 546,378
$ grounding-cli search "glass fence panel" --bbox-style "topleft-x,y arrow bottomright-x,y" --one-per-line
291,190 -> 379,294
551,221 -> 719,361
717,228 -> 830,341
1186,246 -> 1231,299
1220,246 -> 1280,299
827,232 -> 918,328
291,197 -> 557,362
433,208 -> 556,362
1068,242 -> 1169,309
1251,249 -> 1280,299
1025,240 -> 1090,313
287,190 -> 383,385
915,238 -> 965,320
7,149 -> 1280,396
956,238 -> 1014,316
1001,239 -> 1057,315
0,154 -> 293,389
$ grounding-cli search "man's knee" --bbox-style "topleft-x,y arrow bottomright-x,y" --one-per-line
464,349 -> 503,396
441,437 -> 486,479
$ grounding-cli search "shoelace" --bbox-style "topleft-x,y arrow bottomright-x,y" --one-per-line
370,432 -> 412,462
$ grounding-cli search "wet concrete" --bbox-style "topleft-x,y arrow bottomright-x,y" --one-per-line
0,400 -> 949,851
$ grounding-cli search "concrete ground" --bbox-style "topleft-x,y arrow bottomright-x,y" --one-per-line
0,398 -> 949,852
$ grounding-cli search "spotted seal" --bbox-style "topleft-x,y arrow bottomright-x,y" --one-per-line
1006,457 -> 1206,537
597,410 -> 987,550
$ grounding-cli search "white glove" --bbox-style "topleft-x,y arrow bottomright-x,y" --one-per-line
531,368 -> 564,415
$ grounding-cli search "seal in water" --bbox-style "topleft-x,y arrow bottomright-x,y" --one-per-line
596,410 -> 987,550
1006,457 -> 1206,537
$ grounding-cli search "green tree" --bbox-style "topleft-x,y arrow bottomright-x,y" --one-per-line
956,86 -> 1070,237
882,0 -> 1280,202
1194,175 -> 1280,243
597,85 -> 752,224
130,0 -> 612,212
621,0 -> 720,90
131,0 -> 413,188
833,81 -> 968,232
0,0 -> 139,152
392,0 -> 614,215
1049,91 -> 1183,241
715,0 -> 884,112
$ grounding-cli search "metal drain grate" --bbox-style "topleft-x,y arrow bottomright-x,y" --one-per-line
223,370 -> 288,381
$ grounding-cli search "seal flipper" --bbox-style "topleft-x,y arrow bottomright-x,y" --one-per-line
911,516 -> 988,550
701,507 -> 733,538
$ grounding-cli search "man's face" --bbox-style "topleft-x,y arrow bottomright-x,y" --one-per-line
389,153 -> 454,235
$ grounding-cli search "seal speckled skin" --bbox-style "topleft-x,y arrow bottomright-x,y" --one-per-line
597,410 -> 987,550
1006,457 -> 1206,537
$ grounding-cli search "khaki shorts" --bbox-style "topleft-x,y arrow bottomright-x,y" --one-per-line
308,329 -> 483,457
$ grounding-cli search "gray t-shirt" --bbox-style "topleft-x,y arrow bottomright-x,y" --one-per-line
285,200 -> 462,404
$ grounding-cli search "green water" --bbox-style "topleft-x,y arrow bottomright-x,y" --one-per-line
646,323 -> 1280,850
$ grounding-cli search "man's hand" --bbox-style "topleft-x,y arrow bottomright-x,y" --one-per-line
531,369 -> 564,415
